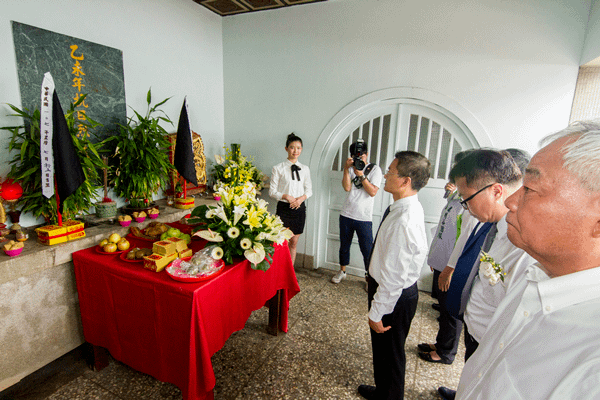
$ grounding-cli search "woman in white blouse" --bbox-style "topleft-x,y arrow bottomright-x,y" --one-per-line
269,133 -> 313,266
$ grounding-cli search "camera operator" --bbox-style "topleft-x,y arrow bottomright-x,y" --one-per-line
331,140 -> 383,287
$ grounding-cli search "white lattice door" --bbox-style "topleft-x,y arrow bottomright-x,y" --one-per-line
320,102 -> 475,283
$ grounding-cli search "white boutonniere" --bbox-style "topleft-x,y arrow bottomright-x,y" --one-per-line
479,251 -> 505,286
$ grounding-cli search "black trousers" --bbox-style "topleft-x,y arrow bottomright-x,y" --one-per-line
463,324 -> 479,362
433,287 -> 462,363
368,277 -> 419,400
431,269 -> 441,300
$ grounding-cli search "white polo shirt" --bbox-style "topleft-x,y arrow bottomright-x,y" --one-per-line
340,164 -> 383,222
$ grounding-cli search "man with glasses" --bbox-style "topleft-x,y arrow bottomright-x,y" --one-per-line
419,149 -> 535,399
457,124 -> 600,399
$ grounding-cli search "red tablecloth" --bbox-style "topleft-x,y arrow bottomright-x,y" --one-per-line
73,227 -> 300,400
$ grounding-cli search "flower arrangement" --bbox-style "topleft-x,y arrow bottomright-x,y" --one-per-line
213,144 -> 266,192
479,251 -> 505,286
189,182 -> 293,271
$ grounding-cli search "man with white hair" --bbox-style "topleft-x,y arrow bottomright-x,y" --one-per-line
456,122 -> 600,399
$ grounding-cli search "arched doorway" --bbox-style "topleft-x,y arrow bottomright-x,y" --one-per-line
307,87 -> 490,288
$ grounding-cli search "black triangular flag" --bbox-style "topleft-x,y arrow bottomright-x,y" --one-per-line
174,99 -> 198,186
52,90 -> 85,212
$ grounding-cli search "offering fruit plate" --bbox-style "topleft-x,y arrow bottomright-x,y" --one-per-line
119,251 -> 143,263
96,246 -> 126,255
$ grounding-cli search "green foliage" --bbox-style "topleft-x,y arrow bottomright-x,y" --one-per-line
1,95 -> 106,223
106,88 -> 174,204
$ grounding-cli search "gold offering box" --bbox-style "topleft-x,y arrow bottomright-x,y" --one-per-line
152,240 -> 178,256
166,237 -> 188,253
143,253 -> 177,272
36,220 -> 85,245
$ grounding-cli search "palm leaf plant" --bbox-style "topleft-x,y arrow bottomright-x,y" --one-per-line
2,95 -> 106,224
106,88 -> 174,209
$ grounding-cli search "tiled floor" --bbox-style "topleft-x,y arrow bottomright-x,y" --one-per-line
2,267 -> 465,400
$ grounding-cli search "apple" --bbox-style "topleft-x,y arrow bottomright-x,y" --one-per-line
103,243 -> 118,253
108,233 -> 121,243
117,238 -> 130,251
99,239 -> 109,247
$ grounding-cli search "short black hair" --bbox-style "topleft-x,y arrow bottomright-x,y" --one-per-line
449,149 -> 521,187
286,132 -> 302,148
454,149 -> 476,165
394,151 -> 431,191
505,148 -> 531,175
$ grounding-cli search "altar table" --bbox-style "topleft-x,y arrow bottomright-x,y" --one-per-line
72,230 -> 300,400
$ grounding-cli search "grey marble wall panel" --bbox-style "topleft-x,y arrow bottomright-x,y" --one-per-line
11,21 -> 126,141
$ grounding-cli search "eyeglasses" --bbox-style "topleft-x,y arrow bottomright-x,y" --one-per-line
459,183 -> 495,210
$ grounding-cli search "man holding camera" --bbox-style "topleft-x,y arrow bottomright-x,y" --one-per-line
331,140 -> 383,286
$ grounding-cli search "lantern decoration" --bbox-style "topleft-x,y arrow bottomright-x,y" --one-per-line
1,179 -> 23,231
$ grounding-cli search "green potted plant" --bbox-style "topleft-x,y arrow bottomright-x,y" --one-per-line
2,95 -> 105,224
106,88 -> 174,213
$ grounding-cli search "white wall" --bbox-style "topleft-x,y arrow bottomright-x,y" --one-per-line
581,0 -> 600,64
223,0 -> 590,260
0,0 -> 225,226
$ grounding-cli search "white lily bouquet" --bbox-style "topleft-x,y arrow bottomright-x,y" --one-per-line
479,251 -> 505,286
189,182 -> 294,271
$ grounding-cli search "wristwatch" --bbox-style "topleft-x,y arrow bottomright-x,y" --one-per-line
359,175 -> 368,182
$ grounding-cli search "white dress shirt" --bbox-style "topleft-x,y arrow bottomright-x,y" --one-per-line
368,195 -> 428,322
269,159 -> 313,202
341,164 -> 383,222
457,264 -> 600,400
463,215 -> 537,342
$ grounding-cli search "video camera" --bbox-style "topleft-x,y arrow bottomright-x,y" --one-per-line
350,140 -> 367,170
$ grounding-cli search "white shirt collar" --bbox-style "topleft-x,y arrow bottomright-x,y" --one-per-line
390,194 -> 419,211
495,214 -> 508,238
531,264 -> 600,314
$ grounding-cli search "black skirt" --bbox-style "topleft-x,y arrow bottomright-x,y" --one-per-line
276,201 -> 306,235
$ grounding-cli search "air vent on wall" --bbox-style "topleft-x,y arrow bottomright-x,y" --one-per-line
193,0 -> 328,16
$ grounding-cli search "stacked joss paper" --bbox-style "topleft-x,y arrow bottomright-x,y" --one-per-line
189,182 -> 293,271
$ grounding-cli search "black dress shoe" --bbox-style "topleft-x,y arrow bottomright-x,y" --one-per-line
358,384 -> 377,399
438,386 -> 456,400
432,303 -> 441,311
417,342 -> 436,352
418,351 -> 452,364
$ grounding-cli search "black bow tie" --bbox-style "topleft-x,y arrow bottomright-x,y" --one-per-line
291,164 -> 301,181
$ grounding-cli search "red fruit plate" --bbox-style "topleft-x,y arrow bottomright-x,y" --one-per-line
119,251 -> 144,263
95,246 -> 126,255
166,257 -> 225,283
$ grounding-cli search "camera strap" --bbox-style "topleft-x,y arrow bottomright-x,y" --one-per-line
352,163 -> 374,189
363,163 -> 374,177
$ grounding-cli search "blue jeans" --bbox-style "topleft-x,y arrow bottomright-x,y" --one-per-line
339,215 -> 373,272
